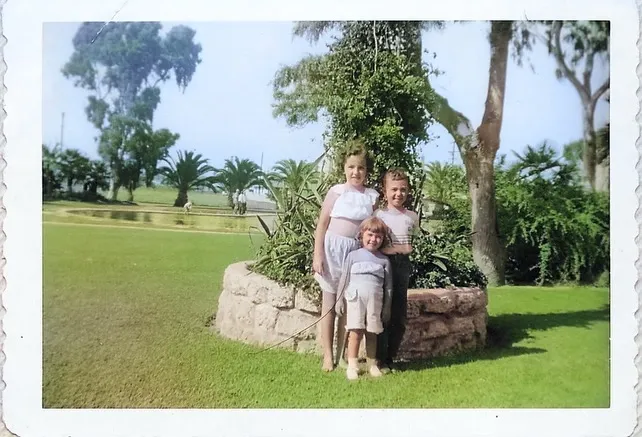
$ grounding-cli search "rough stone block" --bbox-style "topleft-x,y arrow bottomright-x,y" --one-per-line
275,309 -> 318,340
294,290 -> 321,314
268,285 -> 295,309
446,316 -> 475,334
407,289 -> 456,314
405,315 -> 450,339
254,303 -> 279,332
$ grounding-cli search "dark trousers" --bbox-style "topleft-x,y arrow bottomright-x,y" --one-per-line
376,254 -> 411,365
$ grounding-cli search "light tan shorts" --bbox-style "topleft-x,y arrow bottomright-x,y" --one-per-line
345,283 -> 384,334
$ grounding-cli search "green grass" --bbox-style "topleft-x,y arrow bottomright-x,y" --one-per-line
43,223 -> 610,408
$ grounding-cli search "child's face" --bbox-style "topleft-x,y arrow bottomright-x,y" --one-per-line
344,155 -> 367,188
384,176 -> 409,208
362,229 -> 384,252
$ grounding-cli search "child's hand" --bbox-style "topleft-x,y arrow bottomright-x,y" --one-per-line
312,253 -> 324,275
381,305 -> 391,324
335,296 -> 345,317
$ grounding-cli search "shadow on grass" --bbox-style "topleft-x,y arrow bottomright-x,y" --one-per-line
397,304 -> 610,372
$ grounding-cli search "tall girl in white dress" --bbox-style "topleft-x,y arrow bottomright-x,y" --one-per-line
312,143 -> 379,371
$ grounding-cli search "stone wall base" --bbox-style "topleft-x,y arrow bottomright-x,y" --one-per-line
214,262 -> 487,360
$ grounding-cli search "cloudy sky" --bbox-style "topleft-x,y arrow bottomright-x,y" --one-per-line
42,21 -> 609,171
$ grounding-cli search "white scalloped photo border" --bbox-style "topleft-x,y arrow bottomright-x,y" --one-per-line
1,1 -> 639,436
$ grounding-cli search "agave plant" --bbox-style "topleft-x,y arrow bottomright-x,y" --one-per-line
251,154 -> 328,299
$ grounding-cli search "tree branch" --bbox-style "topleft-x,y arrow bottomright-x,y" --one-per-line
552,21 -> 588,101
426,78 -> 474,151
592,77 -> 610,104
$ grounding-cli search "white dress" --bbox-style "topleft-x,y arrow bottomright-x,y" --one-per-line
314,184 -> 379,294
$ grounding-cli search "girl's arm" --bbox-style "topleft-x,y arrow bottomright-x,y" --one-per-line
312,188 -> 339,275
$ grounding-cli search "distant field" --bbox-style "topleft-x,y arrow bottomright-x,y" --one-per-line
98,186 -> 276,211
99,186 -> 229,207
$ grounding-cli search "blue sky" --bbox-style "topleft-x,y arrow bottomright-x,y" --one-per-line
42,21 -> 609,171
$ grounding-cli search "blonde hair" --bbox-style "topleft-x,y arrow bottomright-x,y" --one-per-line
357,216 -> 389,246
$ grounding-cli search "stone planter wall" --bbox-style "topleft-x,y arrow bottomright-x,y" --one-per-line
215,261 -> 322,353
214,262 -> 488,359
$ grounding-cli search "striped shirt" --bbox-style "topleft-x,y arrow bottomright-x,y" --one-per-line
374,207 -> 419,246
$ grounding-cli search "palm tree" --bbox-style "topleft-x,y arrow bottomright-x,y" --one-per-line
212,157 -> 264,207
159,150 -> 215,207
265,159 -> 321,204
423,162 -> 467,206
42,143 -> 62,198
84,160 -> 110,195
57,148 -> 92,194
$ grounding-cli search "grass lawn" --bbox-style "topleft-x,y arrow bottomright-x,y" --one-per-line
43,223 -> 610,408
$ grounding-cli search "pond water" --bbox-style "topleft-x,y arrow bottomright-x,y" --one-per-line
66,209 -> 276,233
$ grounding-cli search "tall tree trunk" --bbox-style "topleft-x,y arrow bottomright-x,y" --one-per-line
425,21 -> 511,285
460,21 -> 512,286
581,100 -> 598,189
127,184 -> 134,202
174,190 -> 188,207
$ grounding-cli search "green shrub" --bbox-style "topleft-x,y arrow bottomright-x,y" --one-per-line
410,228 -> 487,289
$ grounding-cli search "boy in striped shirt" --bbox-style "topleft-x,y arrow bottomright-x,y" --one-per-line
374,168 -> 419,372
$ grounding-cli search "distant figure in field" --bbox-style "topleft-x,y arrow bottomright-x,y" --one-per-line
184,200 -> 193,213
238,191 -> 247,215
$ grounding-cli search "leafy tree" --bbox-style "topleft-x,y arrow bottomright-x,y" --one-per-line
496,143 -> 609,284
159,150 -> 215,207
272,21 -> 437,203
252,21 -> 445,294
62,22 -> 202,200
212,157 -> 264,207
542,21 -> 610,192
274,20 -> 529,285
440,143 -> 609,285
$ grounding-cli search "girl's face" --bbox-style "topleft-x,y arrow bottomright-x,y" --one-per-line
344,155 -> 367,188
384,176 -> 409,208
361,229 -> 384,252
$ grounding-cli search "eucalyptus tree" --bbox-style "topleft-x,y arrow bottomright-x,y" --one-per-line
62,22 -> 202,200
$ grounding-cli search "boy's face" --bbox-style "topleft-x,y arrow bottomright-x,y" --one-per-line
344,155 -> 367,187
362,229 -> 383,252
385,176 -> 409,208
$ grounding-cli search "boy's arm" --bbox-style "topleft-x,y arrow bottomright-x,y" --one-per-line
382,258 -> 393,324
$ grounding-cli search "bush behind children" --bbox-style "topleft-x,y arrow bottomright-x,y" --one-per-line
312,139 -> 418,379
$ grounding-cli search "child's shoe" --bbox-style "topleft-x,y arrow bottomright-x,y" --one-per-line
346,366 -> 359,380
369,365 -> 383,377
